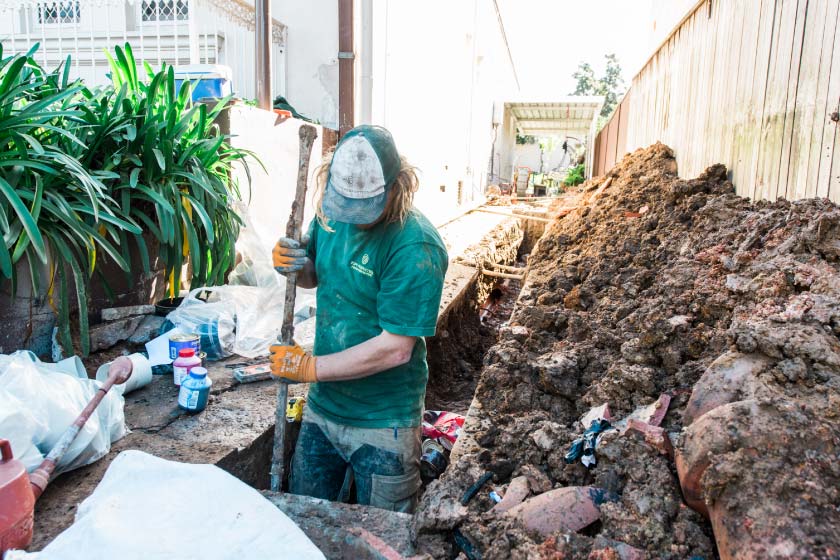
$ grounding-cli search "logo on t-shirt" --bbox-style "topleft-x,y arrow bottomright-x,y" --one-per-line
350,254 -> 374,278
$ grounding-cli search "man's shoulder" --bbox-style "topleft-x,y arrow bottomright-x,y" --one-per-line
394,209 -> 445,250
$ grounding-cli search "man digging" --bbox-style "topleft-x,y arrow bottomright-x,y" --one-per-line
270,125 -> 448,512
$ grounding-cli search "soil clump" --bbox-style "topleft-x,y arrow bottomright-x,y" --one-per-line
414,143 -> 840,559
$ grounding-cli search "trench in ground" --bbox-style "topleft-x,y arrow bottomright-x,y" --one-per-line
219,218 -> 539,498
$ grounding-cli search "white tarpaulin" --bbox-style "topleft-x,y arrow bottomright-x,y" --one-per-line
7,450 -> 324,560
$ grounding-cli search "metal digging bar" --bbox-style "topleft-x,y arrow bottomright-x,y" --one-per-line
270,124 -> 318,493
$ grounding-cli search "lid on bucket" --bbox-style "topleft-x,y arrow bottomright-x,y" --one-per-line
190,367 -> 208,378
178,348 -> 196,358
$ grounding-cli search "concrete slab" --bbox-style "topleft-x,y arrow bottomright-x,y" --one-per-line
265,492 -> 414,558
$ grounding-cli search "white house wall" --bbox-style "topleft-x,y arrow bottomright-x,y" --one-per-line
272,0 -> 338,127
362,0 -> 519,225
510,143 -> 576,177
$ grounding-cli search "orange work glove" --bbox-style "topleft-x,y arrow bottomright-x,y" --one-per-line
272,237 -> 309,274
269,344 -> 318,383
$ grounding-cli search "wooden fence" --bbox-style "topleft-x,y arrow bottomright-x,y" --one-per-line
593,0 -> 840,203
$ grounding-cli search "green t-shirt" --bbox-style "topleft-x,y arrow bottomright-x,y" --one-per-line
305,209 -> 449,428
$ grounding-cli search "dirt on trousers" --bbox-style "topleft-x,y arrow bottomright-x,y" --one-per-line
412,143 -> 840,559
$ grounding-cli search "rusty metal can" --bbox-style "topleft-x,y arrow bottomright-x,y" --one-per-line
169,333 -> 200,361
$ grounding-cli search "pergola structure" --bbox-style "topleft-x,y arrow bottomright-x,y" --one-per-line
505,96 -> 604,177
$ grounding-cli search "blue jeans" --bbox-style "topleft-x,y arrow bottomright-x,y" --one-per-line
289,406 -> 422,513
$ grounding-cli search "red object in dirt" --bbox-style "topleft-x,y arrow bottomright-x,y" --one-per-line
0,439 -> 35,553
625,419 -> 674,459
422,411 -> 465,450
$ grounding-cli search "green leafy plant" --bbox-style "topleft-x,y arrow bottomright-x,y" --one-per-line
563,164 -> 585,187
0,42 -> 254,355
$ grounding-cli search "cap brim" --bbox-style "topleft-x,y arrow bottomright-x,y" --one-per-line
323,178 -> 387,225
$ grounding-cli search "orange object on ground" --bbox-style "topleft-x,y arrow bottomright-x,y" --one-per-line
0,440 -> 35,552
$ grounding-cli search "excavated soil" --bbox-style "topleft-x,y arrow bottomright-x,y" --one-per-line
413,143 -> 840,559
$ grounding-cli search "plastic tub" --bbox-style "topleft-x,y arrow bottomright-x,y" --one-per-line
173,64 -> 233,102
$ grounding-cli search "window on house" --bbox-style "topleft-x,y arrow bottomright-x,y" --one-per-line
141,0 -> 188,22
38,0 -> 81,24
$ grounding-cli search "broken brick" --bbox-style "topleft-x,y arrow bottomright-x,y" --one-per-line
505,486 -> 617,537
490,475 -> 530,513
625,419 -> 674,458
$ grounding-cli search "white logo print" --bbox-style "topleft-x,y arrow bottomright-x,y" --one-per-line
361,254 -> 370,265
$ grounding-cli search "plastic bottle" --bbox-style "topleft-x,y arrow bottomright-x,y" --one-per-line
173,348 -> 201,386
178,367 -> 212,413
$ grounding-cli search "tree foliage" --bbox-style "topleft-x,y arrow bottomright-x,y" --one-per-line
571,54 -> 625,120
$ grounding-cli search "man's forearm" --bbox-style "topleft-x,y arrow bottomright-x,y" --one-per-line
315,331 -> 415,382
296,260 -> 318,289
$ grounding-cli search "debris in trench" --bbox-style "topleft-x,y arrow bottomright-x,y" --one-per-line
479,282 -> 511,324
564,418 -> 612,468
413,143 -> 840,559
422,411 -> 465,451
461,472 -> 495,505
419,411 -> 466,483
420,439 -> 449,483
489,475 -> 530,513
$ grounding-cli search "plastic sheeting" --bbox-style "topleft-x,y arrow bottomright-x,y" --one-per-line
0,352 -> 127,475
166,205 -> 317,359
7,450 -> 325,560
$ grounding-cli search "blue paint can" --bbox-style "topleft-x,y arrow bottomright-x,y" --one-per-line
178,366 -> 212,413
169,333 -> 200,361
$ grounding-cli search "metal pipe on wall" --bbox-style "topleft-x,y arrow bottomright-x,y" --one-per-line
338,0 -> 354,136
254,0 -> 272,110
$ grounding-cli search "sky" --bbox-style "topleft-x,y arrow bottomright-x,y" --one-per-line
496,0 -> 658,98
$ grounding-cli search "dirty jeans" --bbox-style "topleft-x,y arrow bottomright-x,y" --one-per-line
289,406 -> 422,513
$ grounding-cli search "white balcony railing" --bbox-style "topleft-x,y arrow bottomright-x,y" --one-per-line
0,0 -> 286,100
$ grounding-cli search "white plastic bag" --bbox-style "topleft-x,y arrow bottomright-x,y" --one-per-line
165,287 -> 237,360
0,351 -> 127,475
228,203 -> 283,291
169,284 -> 316,359
6,450 -> 325,560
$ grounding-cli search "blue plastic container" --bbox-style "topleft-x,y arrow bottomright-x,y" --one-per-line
178,366 -> 212,413
173,64 -> 233,102
195,320 -> 225,361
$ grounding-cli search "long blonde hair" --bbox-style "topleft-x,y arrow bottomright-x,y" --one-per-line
313,151 -> 420,231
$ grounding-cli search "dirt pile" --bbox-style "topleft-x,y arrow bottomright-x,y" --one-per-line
413,143 -> 840,559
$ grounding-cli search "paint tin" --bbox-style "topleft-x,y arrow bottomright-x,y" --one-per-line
169,333 -> 200,361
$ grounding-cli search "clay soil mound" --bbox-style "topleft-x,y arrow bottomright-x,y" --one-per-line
414,143 -> 840,559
